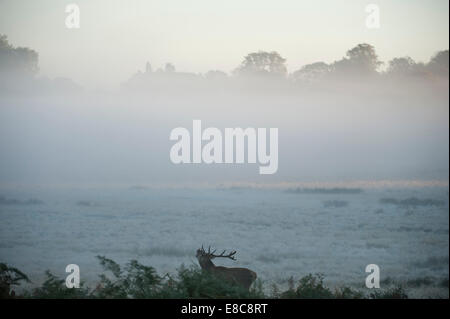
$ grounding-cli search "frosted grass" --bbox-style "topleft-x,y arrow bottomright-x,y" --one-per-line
0,184 -> 448,297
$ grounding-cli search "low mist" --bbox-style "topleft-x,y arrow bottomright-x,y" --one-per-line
0,38 -> 448,186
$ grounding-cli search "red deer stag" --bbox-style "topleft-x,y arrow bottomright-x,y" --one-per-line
196,246 -> 257,290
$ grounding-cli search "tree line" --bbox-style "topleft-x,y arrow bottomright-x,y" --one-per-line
129,43 -> 449,86
1,33 -> 448,87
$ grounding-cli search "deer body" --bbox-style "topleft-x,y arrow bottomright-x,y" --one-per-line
196,247 -> 257,291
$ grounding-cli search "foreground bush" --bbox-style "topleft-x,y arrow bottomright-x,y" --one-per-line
0,258 -> 414,299
280,274 -> 334,299
0,263 -> 30,298
93,256 -> 264,298
26,271 -> 90,299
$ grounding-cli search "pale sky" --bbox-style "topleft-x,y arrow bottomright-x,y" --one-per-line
0,0 -> 448,88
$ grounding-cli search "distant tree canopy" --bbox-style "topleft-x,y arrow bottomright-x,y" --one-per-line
289,45 -> 448,82
127,44 -> 448,89
427,50 -> 449,76
385,51 -> 449,78
164,63 -> 176,73
0,34 -> 39,76
2,31 -> 445,90
386,56 -> 430,77
387,57 -> 416,75
291,62 -> 330,82
145,62 -> 152,73
235,51 -> 287,77
332,43 -> 382,76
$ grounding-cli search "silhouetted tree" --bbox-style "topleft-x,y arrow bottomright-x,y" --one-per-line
427,50 -> 449,77
145,62 -> 152,73
332,43 -> 382,76
386,51 -> 449,78
235,51 -> 287,77
291,62 -> 330,82
165,63 -> 176,73
0,34 -> 39,76
387,57 -> 416,76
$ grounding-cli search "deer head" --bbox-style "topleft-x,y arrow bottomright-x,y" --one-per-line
196,245 -> 236,268
196,246 -> 257,290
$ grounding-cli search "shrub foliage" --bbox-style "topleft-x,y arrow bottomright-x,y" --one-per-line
0,258 -> 414,299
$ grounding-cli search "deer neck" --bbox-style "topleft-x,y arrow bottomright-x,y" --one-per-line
199,258 -> 216,271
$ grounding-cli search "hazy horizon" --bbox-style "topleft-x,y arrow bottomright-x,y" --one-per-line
0,2 -> 449,185
0,0 -> 449,88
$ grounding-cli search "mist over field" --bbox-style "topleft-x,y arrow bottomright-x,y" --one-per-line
0,65 -> 448,185
0,0 -> 449,298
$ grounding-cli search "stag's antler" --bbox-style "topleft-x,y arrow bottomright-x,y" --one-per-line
199,246 -> 237,260
210,249 -> 237,260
